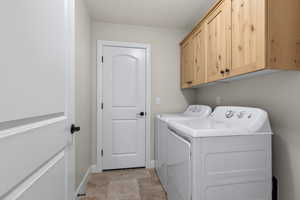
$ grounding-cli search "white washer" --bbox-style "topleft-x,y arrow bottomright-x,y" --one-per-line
155,105 -> 212,191
167,106 -> 273,200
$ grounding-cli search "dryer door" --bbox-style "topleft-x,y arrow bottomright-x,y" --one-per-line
167,130 -> 191,200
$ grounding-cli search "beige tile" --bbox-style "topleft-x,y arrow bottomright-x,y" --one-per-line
138,177 -> 161,188
89,173 -> 110,187
108,169 -> 151,181
83,169 -> 166,200
81,197 -> 97,200
107,194 -> 141,200
108,179 -> 139,196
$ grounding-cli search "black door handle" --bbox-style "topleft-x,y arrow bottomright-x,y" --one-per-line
71,124 -> 80,134
139,112 -> 145,116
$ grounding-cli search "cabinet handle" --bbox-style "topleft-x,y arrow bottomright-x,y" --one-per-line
225,68 -> 230,73
187,81 -> 193,84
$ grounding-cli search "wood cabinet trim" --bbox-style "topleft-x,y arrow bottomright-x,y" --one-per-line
180,0 -> 225,45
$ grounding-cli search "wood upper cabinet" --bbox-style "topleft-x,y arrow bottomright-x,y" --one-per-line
205,0 -> 231,82
268,0 -> 300,69
230,0 -> 266,76
180,0 -> 300,88
181,38 -> 194,88
192,25 -> 206,85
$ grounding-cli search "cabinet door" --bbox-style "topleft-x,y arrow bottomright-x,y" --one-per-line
192,26 -> 206,85
206,0 -> 232,82
181,39 -> 195,88
230,0 -> 266,76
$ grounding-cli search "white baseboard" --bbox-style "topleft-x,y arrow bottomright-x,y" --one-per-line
150,160 -> 155,168
87,161 -> 155,179
90,164 -> 102,173
74,166 -> 92,200
146,160 -> 155,169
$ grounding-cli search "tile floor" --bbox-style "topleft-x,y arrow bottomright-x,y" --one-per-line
81,168 -> 167,200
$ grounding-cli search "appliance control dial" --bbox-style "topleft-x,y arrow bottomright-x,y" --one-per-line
237,111 -> 246,119
225,110 -> 235,118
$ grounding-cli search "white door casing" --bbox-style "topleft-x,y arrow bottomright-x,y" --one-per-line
97,41 -> 151,171
0,0 -> 75,199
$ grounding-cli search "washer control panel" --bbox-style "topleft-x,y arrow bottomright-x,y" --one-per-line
211,106 -> 268,124
223,110 -> 253,119
210,106 -> 270,132
225,110 -> 235,118
184,105 -> 212,116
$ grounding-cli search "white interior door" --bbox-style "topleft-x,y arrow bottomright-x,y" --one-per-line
0,0 -> 75,199
102,45 -> 146,170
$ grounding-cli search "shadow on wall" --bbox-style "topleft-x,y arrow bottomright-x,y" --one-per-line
273,133 -> 295,200
182,89 -> 197,106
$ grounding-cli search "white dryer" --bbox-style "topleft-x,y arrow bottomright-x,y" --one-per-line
155,105 -> 212,191
167,106 -> 273,200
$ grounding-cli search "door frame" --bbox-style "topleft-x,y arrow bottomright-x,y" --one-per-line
96,40 -> 152,172
65,0 -> 75,199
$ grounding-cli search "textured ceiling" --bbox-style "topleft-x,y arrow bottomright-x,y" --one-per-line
84,0 -> 216,29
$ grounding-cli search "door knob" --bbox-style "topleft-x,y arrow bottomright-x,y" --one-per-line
70,124 -> 80,134
136,112 -> 146,118
139,112 -> 145,116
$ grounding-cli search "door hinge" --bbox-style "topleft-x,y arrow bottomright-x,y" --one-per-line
101,149 -> 104,157
101,102 -> 104,110
101,56 -> 104,63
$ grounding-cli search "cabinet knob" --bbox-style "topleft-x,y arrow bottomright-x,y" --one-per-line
220,70 -> 225,75
225,68 -> 230,73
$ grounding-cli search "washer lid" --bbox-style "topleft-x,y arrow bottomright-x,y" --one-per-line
169,106 -> 273,138
157,105 -> 212,122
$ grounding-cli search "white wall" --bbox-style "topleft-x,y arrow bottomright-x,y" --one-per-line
195,71 -> 300,200
75,0 -> 92,187
91,22 -> 195,163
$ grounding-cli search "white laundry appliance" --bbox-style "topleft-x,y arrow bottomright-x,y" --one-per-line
155,105 -> 212,191
167,106 -> 273,200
